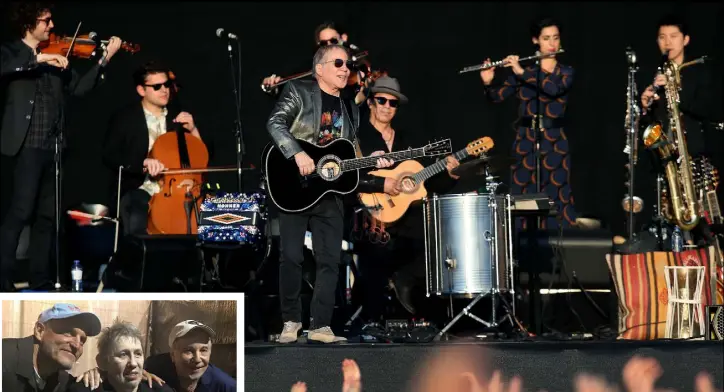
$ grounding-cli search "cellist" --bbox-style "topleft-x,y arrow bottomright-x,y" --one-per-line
102,61 -> 202,236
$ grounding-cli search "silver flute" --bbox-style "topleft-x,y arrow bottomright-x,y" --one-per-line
459,49 -> 564,74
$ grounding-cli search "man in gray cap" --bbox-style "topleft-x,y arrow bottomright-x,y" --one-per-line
144,320 -> 236,392
353,75 -> 461,327
2,303 -> 102,392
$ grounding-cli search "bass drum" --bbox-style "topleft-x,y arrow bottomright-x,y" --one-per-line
423,193 -> 513,298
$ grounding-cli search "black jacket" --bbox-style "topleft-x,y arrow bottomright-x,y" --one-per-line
0,39 -> 105,156
2,336 -> 71,392
102,101 -> 181,198
639,54 -> 717,157
266,80 -> 360,159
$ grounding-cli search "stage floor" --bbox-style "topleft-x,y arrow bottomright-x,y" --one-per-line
245,340 -> 724,392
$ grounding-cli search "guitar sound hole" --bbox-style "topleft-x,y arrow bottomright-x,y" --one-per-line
401,177 -> 416,193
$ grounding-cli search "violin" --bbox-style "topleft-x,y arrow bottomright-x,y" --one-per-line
38,32 -> 140,59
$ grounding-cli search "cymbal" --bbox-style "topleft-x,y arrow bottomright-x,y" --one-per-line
452,155 -> 517,177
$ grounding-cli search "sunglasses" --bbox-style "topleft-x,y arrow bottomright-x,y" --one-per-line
37,17 -> 53,24
318,37 -> 341,46
322,58 -> 355,70
144,81 -> 173,91
373,96 -> 399,108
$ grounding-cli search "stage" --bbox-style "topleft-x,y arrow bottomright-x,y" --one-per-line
245,340 -> 724,392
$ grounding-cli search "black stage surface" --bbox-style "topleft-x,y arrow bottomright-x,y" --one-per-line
245,340 -> 724,392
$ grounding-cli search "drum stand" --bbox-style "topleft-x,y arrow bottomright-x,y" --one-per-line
433,171 -> 515,340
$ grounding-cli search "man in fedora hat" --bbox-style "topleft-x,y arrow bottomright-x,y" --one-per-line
353,75 -> 461,326
2,303 -> 102,392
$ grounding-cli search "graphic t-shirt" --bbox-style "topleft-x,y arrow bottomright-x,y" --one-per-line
318,90 -> 344,145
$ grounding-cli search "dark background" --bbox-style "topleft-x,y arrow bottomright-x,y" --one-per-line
1,1 -> 723,238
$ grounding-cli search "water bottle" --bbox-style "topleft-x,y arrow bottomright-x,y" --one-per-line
672,227 -> 683,252
71,260 -> 83,292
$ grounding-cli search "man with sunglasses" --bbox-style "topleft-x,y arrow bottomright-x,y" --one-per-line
267,44 -> 393,344
262,21 -> 368,105
1,2 -> 122,291
353,76 -> 461,325
103,61 -> 202,237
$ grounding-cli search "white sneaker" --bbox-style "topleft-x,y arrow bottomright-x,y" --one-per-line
278,321 -> 302,343
308,326 -> 347,343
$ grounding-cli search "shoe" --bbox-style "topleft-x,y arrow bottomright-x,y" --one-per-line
307,326 -> 347,343
278,321 -> 302,343
391,274 -> 416,314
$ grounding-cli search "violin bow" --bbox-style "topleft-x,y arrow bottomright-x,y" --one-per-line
64,21 -> 83,61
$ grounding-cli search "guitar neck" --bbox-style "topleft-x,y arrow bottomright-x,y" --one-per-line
706,191 -> 723,223
340,147 -> 430,171
413,148 -> 469,183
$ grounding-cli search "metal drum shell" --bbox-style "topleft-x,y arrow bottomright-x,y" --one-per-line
423,193 -> 512,298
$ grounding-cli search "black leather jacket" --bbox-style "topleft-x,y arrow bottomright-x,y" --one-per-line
267,80 -> 360,158
266,79 -> 380,191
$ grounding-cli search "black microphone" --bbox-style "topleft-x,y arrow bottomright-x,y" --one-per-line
342,41 -> 360,51
216,28 -> 238,40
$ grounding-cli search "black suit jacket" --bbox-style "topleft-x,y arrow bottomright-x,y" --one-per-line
0,39 -> 105,156
2,336 -> 70,392
102,102 -> 181,199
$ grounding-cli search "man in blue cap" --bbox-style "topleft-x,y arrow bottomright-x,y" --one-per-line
2,303 -> 102,392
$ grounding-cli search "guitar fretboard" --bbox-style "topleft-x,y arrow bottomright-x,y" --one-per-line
706,190 -> 722,224
340,148 -> 430,171
413,149 -> 470,182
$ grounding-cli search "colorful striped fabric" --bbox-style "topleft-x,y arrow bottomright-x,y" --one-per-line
606,246 -> 722,340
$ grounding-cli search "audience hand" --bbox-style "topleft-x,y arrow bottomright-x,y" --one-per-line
342,359 -> 362,392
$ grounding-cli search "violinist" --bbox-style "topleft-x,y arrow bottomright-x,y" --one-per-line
262,21 -> 369,105
0,2 -> 122,291
102,61 -> 202,236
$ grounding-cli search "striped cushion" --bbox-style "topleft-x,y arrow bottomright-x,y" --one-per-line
606,246 -> 722,340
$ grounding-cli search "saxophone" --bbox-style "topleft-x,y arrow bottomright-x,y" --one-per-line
642,56 -> 707,231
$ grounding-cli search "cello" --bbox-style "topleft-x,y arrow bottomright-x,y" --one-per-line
144,70 -> 239,235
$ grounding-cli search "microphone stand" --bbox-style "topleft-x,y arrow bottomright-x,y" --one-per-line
227,39 -> 246,193
51,98 -> 66,291
534,56 -> 542,230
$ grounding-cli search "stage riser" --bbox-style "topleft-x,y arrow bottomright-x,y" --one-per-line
246,342 -> 723,392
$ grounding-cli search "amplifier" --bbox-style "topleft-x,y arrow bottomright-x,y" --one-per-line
198,192 -> 266,244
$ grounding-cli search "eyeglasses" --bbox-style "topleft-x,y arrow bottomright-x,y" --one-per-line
318,37 -> 341,47
373,96 -> 399,108
321,58 -> 355,70
37,17 -> 52,24
144,81 -> 173,91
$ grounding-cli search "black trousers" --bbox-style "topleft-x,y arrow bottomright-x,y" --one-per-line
119,189 -> 151,236
278,197 -> 344,329
0,147 -> 56,287
355,234 -> 425,321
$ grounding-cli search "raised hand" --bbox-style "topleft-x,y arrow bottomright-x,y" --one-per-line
342,359 -> 361,392
622,356 -> 662,392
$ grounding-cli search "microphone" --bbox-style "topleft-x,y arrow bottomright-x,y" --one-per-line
216,28 -> 238,40
343,41 -> 360,51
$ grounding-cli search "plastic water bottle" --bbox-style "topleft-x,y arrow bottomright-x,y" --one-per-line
71,260 -> 83,292
672,227 -> 683,252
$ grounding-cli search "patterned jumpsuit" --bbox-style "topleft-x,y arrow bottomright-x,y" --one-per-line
485,63 -> 577,230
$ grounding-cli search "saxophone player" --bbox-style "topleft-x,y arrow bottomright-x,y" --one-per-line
637,15 -> 721,246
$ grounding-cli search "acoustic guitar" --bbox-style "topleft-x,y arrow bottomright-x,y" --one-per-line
358,137 -> 494,223
262,138 -> 452,213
